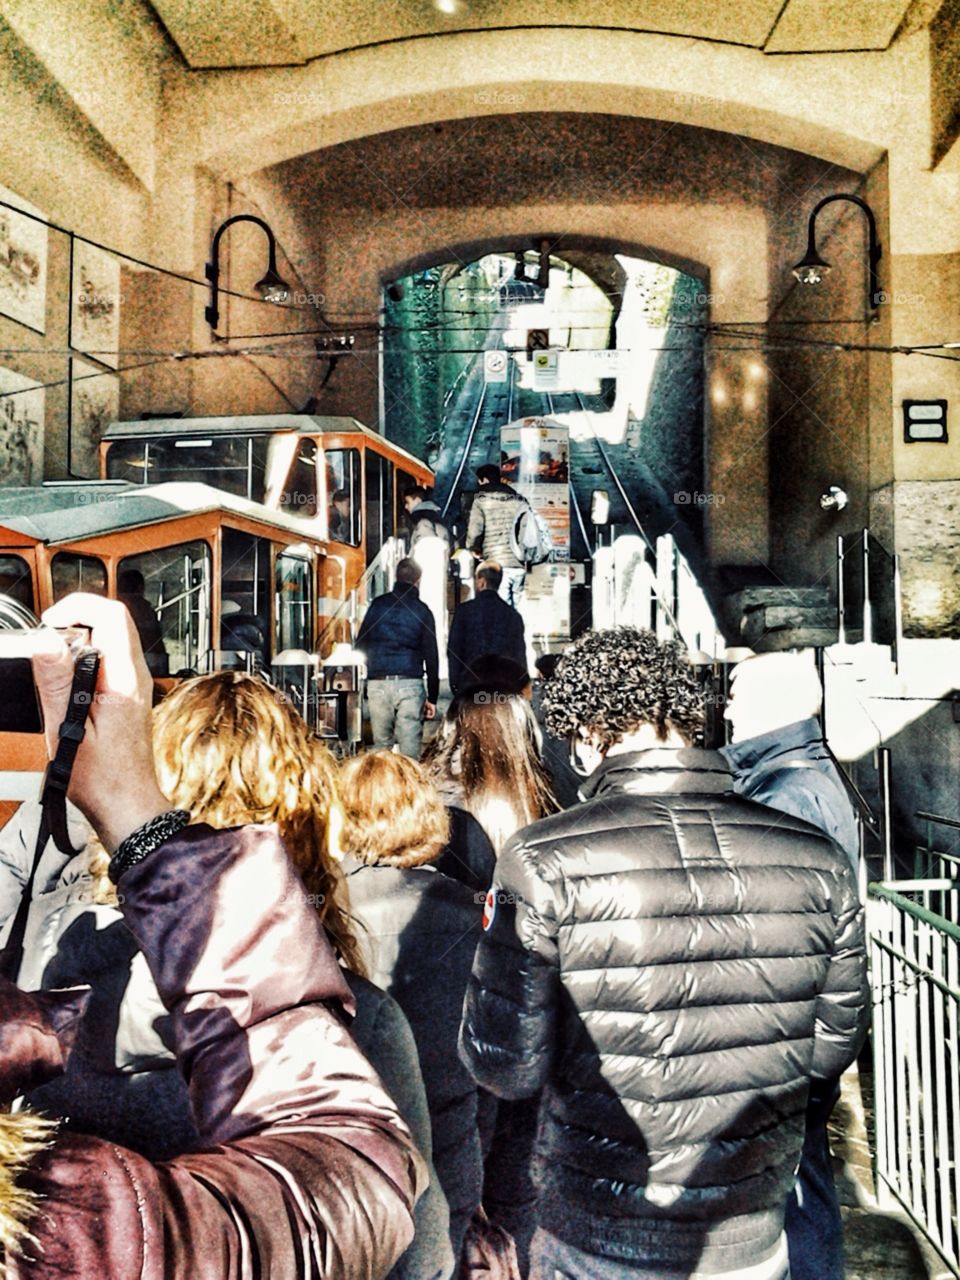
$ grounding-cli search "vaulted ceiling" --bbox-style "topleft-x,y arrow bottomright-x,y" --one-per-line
147,0 -> 924,69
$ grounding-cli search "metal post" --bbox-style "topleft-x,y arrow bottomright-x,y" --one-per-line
862,528 -> 873,645
892,552 -> 903,672
837,534 -> 846,644
879,745 -> 894,881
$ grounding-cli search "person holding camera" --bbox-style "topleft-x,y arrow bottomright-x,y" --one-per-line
0,594 -> 424,1278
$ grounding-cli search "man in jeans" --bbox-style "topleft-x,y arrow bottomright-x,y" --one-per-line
356,557 -> 439,758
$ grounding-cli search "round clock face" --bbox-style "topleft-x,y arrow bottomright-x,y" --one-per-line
486,351 -> 507,373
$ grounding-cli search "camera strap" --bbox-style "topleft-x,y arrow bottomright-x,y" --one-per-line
40,647 -> 101,856
0,648 -> 100,984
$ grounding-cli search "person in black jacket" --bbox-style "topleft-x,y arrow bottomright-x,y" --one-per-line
459,627 -> 868,1280
447,561 -> 527,695
721,650 -> 861,1280
339,749 -> 486,1269
356,557 -> 439,758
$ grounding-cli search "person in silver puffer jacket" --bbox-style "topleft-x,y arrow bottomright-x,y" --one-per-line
465,465 -> 528,606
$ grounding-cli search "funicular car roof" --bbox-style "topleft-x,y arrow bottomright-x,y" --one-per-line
102,414 -> 431,472
0,482 -> 324,547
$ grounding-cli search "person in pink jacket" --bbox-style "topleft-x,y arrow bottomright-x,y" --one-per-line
0,594 -> 425,1278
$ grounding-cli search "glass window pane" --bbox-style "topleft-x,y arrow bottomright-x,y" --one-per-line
279,439 -> 319,519
106,435 -> 271,501
276,554 -> 312,654
220,528 -> 270,670
118,542 -> 211,677
0,555 -> 34,612
51,553 -> 107,602
365,453 -> 393,563
324,448 -> 361,545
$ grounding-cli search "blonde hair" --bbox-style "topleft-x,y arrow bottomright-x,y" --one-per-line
423,693 -> 557,853
339,750 -> 450,869
151,671 -> 365,975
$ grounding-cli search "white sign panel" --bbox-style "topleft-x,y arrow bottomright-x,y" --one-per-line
484,349 -> 508,383
532,348 -> 559,390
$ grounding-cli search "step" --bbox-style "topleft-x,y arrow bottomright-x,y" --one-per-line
740,606 -> 837,645
751,627 -> 840,652
725,586 -> 833,615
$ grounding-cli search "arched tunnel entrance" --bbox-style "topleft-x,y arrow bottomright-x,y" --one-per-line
381,245 -> 707,565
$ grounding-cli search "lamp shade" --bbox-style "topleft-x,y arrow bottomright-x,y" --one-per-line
791,250 -> 832,286
256,266 -> 290,304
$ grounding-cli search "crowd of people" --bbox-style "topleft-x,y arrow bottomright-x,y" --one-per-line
0,475 -> 868,1277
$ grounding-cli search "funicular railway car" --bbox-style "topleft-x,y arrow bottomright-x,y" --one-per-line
0,480 -> 336,824
99,415 -> 434,632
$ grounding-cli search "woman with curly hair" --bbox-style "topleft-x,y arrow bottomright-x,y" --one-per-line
153,673 -> 454,1280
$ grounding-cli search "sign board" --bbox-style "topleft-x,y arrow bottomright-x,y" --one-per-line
532,349 -> 559,390
484,349 -> 508,383
525,328 -> 550,360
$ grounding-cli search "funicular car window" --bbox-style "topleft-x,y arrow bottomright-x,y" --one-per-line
118,542 -> 211,678
106,436 -> 271,501
276,553 -> 312,653
219,528 -> 270,670
51,553 -> 107,601
279,439 -> 319,519
325,448 -> 361,546
0,555 -> 34,612
365,452 -> 393,564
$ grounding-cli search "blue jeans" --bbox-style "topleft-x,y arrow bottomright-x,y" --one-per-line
498,567 -> 526,607
367,678 -> 425,758
785,1077 -> 844,1280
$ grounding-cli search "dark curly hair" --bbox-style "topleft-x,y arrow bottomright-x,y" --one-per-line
543,628 -> 705,747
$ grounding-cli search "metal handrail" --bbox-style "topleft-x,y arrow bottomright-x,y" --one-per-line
917,810 -> 960,831
869,881 -> 960,944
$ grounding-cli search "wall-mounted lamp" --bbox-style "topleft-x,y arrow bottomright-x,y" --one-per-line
205,214 -> 291,331
537,239 -> 551,290
791,193 -> 882,314
819,485 -> 849,512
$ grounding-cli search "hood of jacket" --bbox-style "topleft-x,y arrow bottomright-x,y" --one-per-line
720,718 -> 828,781
0,1110 -> 59,1264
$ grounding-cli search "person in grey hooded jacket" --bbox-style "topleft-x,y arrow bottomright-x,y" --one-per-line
720,649 -> 861,1280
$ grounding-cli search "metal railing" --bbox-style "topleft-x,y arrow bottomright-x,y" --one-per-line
869,879 -> 960,1276
837,528 -> 903,668
592,530 -> 725,658
915,811 -> 960,884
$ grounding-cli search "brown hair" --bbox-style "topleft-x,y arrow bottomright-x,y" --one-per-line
338,750 -> 450,868
422,693 -> 557,853
151,671 -> 365,975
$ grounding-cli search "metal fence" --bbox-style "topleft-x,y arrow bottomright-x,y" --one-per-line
868,878 -> 960,1275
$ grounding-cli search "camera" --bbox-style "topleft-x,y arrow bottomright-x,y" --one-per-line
0,626 -> 93,735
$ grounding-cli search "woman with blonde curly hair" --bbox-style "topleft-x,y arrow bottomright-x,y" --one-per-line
153,673 -> 454,1280
152,670 -> 363,972
339,749 -> 486,1269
